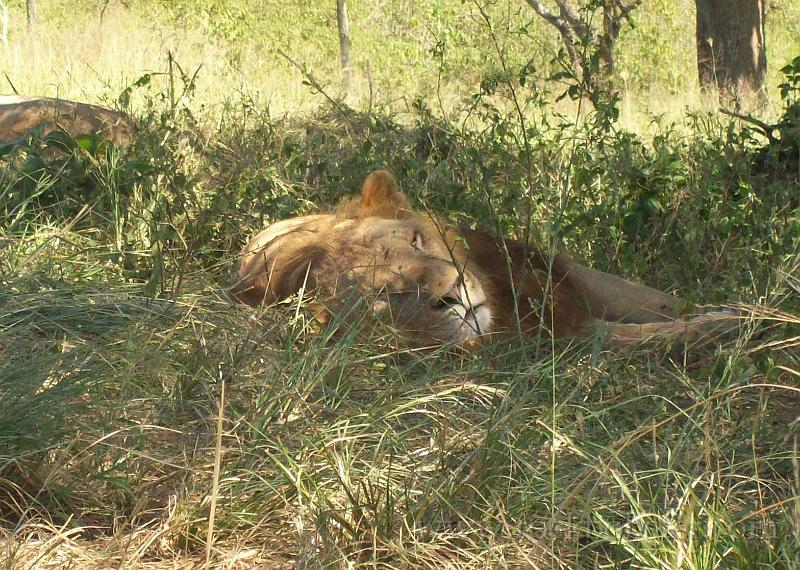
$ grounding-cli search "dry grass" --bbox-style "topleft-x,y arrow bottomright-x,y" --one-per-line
1,1 -> 797,123
1,1 -> 799,568
2,522 -> 296,569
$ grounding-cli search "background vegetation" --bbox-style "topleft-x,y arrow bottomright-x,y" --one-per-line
3,0 -> 800,115
1,0 -> 799,568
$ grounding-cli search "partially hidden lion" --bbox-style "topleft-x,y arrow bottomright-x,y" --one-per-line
0,95 -> 134,146
231,171 -> 737,347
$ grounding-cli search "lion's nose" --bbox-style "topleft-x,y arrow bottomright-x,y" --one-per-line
439,277 -> 465,307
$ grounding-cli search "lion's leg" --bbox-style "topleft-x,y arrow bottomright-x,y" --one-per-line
561,256 -> 688,324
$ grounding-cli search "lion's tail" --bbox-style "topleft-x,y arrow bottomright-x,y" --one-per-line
599,309 -> 742,347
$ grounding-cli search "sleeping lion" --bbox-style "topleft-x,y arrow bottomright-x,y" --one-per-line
231,171 -> 736,347
0,95 -> 134,146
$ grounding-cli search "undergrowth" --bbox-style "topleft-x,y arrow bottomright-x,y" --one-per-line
1,49 -> 799,570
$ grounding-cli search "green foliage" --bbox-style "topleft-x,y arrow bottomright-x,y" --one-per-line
775,56 -> 800,169
1,12 -> 799,570
0,131 -> 128,221
749,55 -> 800,174
778,55 -> 800,102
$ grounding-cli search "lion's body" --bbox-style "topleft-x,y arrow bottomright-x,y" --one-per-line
232,171 -> 734,347
456,227 -> 594,338
0,95 -> 134,146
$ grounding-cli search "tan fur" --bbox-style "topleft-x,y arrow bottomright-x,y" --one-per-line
0,95 -> 134,146
231,171 -> 737,347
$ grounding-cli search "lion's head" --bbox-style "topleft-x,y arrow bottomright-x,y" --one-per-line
231,171 -> 492,344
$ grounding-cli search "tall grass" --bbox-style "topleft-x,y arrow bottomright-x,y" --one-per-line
1,1 -> 799,568
2,92 -> 798,567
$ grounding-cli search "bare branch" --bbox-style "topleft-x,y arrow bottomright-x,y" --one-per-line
336,0 -> 353,95
277,48 -> 352,120
523,0 -> 561,27
720,107 -> 778,144
523,0 -> 581,66
614,0 -> 642,21
524,0 -> 643,95
554,0 -> 596,45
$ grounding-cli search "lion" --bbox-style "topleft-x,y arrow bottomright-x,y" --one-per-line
0,95 -> 134,146
231,170 -> 737,347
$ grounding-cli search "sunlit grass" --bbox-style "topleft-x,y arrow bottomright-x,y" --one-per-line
2,252 -> 797,567
2,143 -> 798,567
2,1 -> 798,123
1,1 -> 799,568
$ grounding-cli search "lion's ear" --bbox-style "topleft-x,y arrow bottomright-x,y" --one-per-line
361,170 -> 411,215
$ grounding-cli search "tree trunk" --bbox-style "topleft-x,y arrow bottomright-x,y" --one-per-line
336,0 -> 352,95
26,0 -> 37,37
695,0 -> 767,99
0,1 -> 9,50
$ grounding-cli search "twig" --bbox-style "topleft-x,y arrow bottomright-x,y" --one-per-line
277,48 -> 350,117
611,0 -> 642,24
3,71 -> 18,94
554,0 -> 594,43
365,59 -> 374,116
205,376 -> 226,567
719,107 -> 778,144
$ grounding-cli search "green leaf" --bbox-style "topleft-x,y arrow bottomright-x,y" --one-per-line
622,212 -> 642,237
